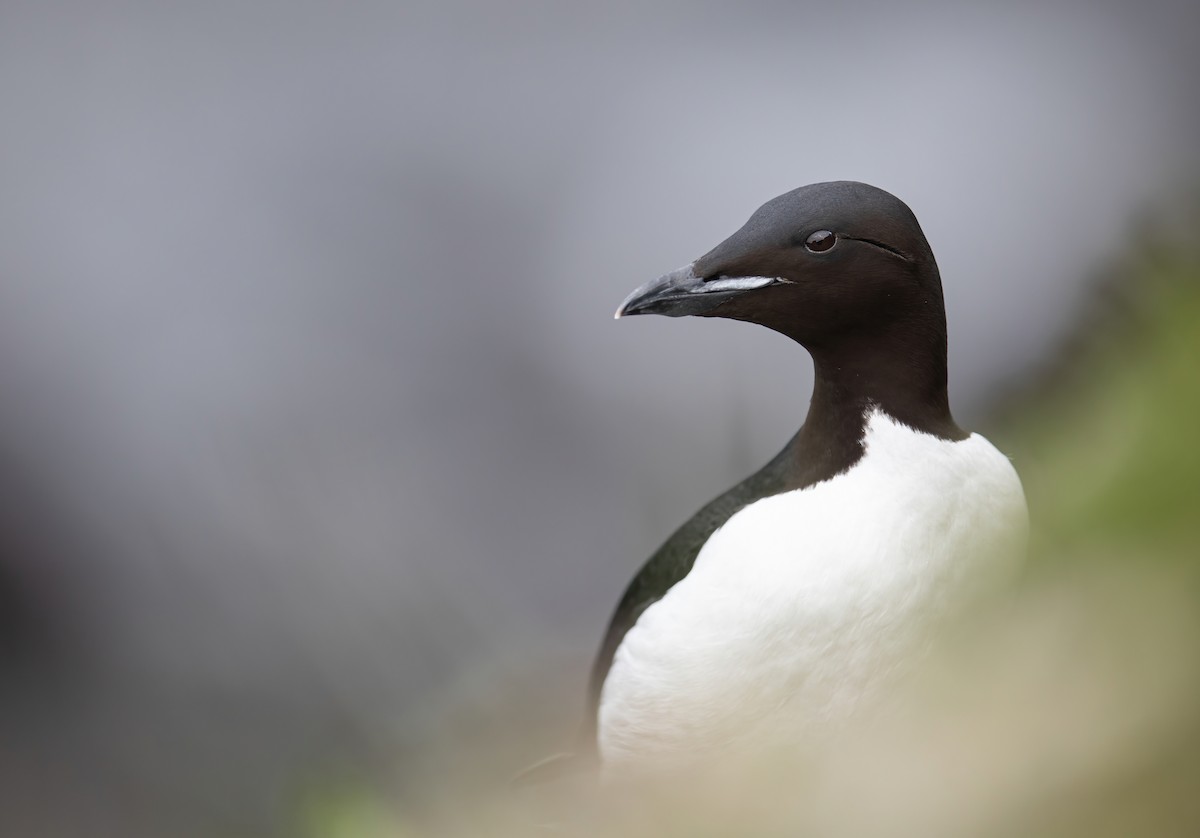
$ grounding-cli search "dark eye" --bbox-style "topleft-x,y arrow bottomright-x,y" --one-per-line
805,230 -> 836,253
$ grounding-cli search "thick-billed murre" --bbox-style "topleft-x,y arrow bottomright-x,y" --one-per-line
561,181 -> 1028,774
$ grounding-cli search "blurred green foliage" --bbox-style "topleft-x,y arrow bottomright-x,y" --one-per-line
1001,234 -> 1200,567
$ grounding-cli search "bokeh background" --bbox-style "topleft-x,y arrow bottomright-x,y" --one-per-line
1,1 -> 1198,836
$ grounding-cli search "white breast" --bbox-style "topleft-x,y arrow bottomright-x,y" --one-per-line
597,409 -> 1028,768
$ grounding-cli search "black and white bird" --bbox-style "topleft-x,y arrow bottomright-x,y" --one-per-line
543,181 -> 1028,777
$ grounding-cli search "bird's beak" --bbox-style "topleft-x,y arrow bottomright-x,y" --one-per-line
614,264 -> 777,319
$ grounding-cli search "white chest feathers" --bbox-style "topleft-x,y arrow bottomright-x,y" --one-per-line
597,409 -> 1028,768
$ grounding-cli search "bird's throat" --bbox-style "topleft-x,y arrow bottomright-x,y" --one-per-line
806,327 -> 963,445
777,331 -> 963,492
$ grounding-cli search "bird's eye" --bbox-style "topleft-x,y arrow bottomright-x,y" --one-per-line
804,230 -> 836,253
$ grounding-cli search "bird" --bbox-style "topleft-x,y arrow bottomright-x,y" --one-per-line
528,181 -> 1028,780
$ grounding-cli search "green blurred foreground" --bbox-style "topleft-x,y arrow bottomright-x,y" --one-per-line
308,230 -> 1200,837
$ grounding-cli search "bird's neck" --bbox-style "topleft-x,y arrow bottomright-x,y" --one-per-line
808,324 -> 961,437
780,324 -> 964,490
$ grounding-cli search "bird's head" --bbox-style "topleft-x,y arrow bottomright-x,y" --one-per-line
615,181 -> 945,350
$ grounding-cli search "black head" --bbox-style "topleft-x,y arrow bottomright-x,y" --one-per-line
616,181 -> 945,351
616,181 -> 964,439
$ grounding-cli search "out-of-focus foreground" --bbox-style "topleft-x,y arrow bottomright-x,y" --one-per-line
308,221 -> 1200,836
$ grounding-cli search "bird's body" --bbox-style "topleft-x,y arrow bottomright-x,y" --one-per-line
597,408 -> 1025,767
566,181 -> 1027,774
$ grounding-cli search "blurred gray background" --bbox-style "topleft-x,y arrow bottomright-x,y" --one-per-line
1,1 -> 1197,836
